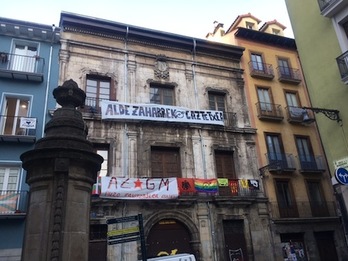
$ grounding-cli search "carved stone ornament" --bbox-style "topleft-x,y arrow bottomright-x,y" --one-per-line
154,55 -> 169,79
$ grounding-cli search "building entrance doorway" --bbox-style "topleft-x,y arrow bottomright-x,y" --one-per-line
146,219 -> 193,258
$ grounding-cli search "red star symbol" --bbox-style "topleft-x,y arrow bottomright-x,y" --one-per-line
134,178 -> 143,189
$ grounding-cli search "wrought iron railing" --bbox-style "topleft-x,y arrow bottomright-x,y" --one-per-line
0,52 -> 45,74
256,102 -> 283,120
248,61 -> 274,79
298,155 -> 326,172
317,0 -> 338,11
0,115 -> 37,136
265,153 -> 296,171
270,201 -> 337,219
277,66 -> 301,83
336,50 -> 348,83
0,190 -> 28,214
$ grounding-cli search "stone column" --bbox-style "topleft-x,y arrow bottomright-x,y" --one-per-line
20,79 -> 103,261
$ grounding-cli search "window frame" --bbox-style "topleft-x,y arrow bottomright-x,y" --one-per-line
149,83 -> 175,105
277,57 -> 291,77
284,90 -> 300,107
264,132 -> 286,165
208,92 -> 226,112
85,75 -> 115,109
245,22 -> 255,29
93,144 -> 110,177
295,135 -> 316,170
150,146 -> 181,178
214,150 -> 236,179
274,179 -> 298,218
305,179 -> 329,217
0,165 -> 21,191
0,94 -> 32,135
250,52 -> 265,71
11,39 -> 39,73
256,86 -> 273,112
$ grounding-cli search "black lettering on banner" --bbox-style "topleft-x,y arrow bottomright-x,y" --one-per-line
139,106 -> 145,116
132,106 -> 138,116
152,107 -> 157,117
145,106 -> 152,117
105,104 -> 113,115
124,105 -> 130,115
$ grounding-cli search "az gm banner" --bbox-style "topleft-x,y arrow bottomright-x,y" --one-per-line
100,101 -> 224,126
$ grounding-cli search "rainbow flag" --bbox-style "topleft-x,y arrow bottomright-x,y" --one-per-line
194,179 -> 218,193
0,193 -> 19,213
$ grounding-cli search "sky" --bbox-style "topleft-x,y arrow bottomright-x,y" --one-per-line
0,0 -> 293,39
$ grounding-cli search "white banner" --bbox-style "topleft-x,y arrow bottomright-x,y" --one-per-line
100,177 -> 179,200
101,101 -> 224,126
19,117 -> 36,129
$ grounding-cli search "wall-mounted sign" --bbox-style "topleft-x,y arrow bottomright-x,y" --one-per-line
100,101 -> 224,126
334,157 -> 348,169
335,167 -> 348,185
19,117 -> 36,129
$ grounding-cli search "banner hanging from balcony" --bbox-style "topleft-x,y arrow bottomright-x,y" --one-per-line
95,177 -> 260,199
100,101 -> 224,126
0,193 -> 19,213
100,177 -> 179,200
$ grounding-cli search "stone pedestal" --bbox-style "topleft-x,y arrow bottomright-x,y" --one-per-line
20,79 -> 103,261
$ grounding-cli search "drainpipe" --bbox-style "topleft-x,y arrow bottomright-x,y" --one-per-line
192,39 -> 206,179
121,26 -> 130,261
41,24 -> 55,136
123,27 -> 129,178
192,39 -> 216,260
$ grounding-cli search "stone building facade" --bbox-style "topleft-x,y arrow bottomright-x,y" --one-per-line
58,12 -> 272,261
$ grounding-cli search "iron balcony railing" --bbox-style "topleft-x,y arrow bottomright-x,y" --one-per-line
270,201 -> 337,219
0,190 -> 28,215
266,153 -> 296,172
298,155 -> 326,173
0,52 -> 45,74
79,97 -> 237,127
0,115 -> 37,136
248,61 -> 274,79
277,66 -> 301,84
336,50 -> 348,84
317,0 -> 339,11
256,102 -> 284,121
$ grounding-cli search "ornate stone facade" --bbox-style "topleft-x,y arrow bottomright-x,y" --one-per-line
58,12 -> 272,261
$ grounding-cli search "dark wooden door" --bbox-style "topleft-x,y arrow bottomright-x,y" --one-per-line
146,219 -> 193,258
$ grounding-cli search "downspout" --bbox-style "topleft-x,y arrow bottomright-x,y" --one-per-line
121,26 -> 129,261
192,39 -> 216,261
192,39 -> 206,178
123,26 -> 129,177
41,25 -> 55,136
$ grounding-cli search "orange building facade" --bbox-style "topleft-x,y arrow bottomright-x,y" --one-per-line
207,14 -> 348,260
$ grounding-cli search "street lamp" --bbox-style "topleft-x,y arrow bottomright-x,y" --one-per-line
302,107 -> 342,124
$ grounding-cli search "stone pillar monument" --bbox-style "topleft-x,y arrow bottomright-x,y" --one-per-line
20,79 -> 103,261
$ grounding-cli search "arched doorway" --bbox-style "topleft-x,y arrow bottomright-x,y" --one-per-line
146,219 -> 194,258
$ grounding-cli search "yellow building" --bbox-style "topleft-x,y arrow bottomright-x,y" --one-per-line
207,13 -> 348,260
